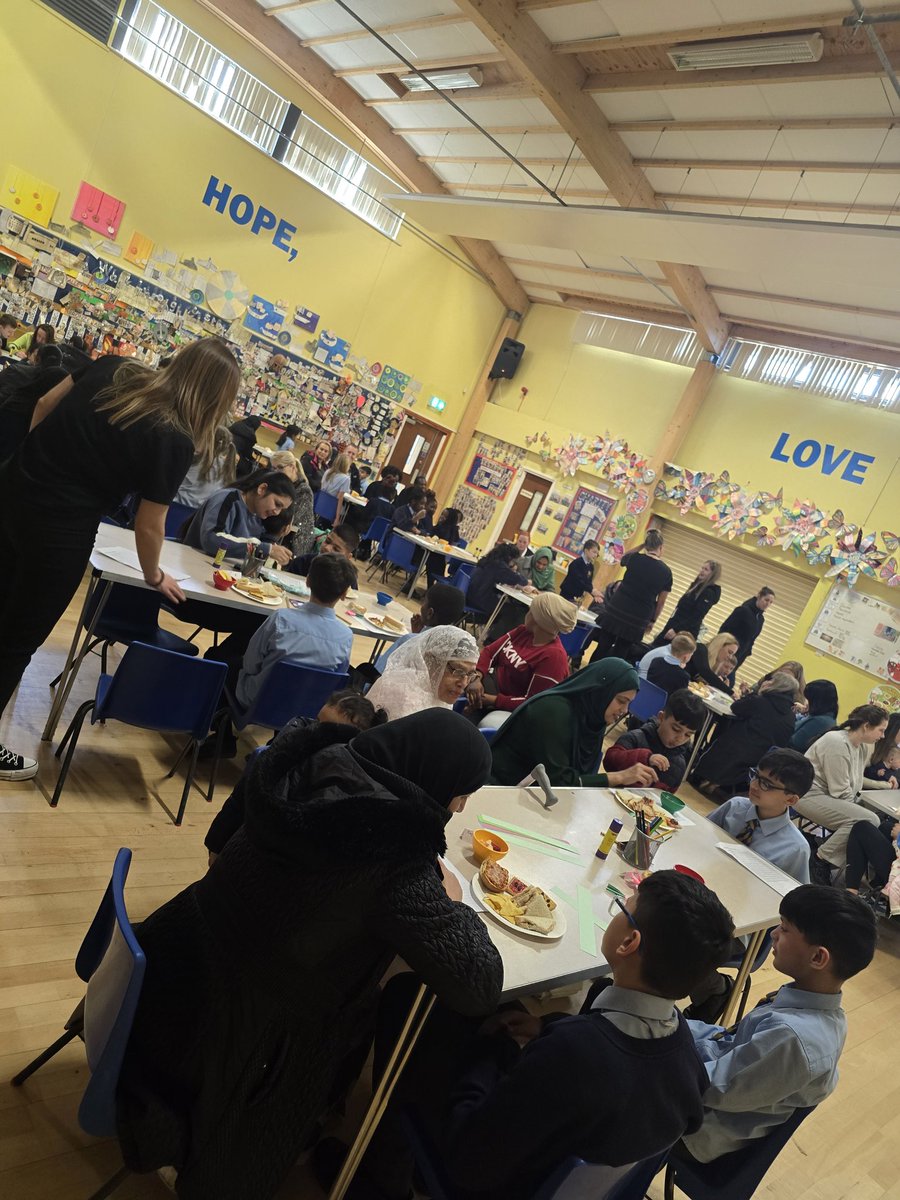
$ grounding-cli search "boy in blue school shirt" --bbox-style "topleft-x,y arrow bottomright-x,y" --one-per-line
681,886 -> 877,1165
686,748 -> 815,1020
237,553 -> 356,711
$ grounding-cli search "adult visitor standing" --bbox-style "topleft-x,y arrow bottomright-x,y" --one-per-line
652,560 -> 722,645
0,339 -> 240,781
589,529 -> 673,662
719,587 -> 775,674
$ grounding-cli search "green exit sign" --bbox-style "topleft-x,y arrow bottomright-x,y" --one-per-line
428,395 -> 446,412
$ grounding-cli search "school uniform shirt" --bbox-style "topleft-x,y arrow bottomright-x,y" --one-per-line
637,645 -> 671,679
647,657 -> 690,697
684,985 -> 846,1162
183,486 -> 275,561
603,717 -> 690,792
707,796 -> 811,884
237,601 -> 352,709
476,626 -> 569,711
467,560 -> 523,620
560,554 -> 595,603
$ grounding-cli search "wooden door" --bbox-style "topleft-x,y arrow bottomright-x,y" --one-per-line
499,472 -> 549,543
388,416 -> 447,484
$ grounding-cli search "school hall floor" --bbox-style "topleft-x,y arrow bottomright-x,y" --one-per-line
1,574 -> 899,1200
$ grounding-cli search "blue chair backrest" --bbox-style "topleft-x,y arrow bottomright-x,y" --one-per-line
313,490 -> 339,522
362,515 -> 390,545
74,848 -> 146,1138
454,538 -> 468,549
385,532 -> 417,571
480,726 -> 498,744
164,501 -> 198,539
86,582 -> 163,637
94,642 -> 227,740
449,565 -> 472,597
668,1106 -> 814,1200
240,660 -> 350,730
628,677 -> 668,723
559,626 -> 592,659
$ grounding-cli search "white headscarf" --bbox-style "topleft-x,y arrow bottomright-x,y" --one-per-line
367,625 -> 478,721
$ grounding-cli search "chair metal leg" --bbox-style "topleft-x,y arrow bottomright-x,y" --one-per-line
205,712 -> 229,803
100,640 -> 109,676
735,975 -> 753,1024
51,701 -> 95,807
49,637 -> 103,689
175,740 -> 200,827
85,1165 -> 131,1200
165,737 -> 193,780
664,1162 -> 676,1200
10,1027 -> 80,1085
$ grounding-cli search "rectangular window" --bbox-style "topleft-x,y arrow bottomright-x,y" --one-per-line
43,0 -> 119,43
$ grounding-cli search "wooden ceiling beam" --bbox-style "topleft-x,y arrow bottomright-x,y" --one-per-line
611,116 -> 900,132
334,53 -> 507,78
558,292 -> 693,327
390,124 -> 560,135
264,0 -> 323,13
194,0 -> 528,314
518,0 -> 594,10
584,53 -> 892,91
301,14 -> 466,47
728,322 -> 900,369
639,157 -> 900,173
452,0 -> 729,353
553,8 -> 898,54
363,82 -> 536,105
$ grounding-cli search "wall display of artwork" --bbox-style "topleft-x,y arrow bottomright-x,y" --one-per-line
377,364 -> 411,401
2,166 -> 59,225
451,483 -> 497,546
807,583 -> 900,682
71,182 -> 126,237
553,487 -> 617,558
465,452 -> 516,500
243,296 -> 285,337
314,329 -> 351,369
293,305 -> 319,333
124,231 -> 154,270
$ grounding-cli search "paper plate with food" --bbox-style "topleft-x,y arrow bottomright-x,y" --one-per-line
364,611 -> 406,634
688,680 -> 711,698
232,578 -> 284,606
471,859 -> 566,941
613,789 -> 680,831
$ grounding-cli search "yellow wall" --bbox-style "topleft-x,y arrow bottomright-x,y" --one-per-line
2,1 -> 503,428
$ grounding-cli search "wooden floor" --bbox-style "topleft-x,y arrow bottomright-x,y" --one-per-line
2,573 -> 899,1200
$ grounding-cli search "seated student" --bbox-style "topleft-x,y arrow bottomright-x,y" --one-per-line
0,312 -> 18,350
173,425 -> 237,511
182,467 -> 295,565
394,473 -> 428,510
638,632 -> 696,696
205,688 -> 388,863
353,466 -> 402,555
372,581 -> 465,675
864,733 -> 900,790
356,463 -> 372,493
604,688 -> 706,793
286,523 -> 359,576
465,543 -> 522,622
688,633 -> 738,695
236,554 -> 356,712
387,485 -> 427,539
685,748 -> 815,1021
560,539 -> 599,603
791,679 -> 839,753
681,886 -> 877,1165
466,593 -> 577,727
845,815 -> 900,915
330,871 -> 735,1200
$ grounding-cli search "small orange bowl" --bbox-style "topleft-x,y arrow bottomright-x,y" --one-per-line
212,570 -> 235,590
472,829 -> 509,863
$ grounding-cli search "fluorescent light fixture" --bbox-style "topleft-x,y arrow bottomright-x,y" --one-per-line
399,67 -> 483,92
668,33 -> 823,70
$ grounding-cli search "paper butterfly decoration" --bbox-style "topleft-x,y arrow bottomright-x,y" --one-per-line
880,558 -> 900,587
881,531 -> 900,554
626,488 -> 650,516
827,509 -> 858,540
755,527 -> 776,548
806,544 -> 834,568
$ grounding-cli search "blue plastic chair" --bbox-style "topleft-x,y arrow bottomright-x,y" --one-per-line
401,1105 -> 669,1200
206,660 -> 349,800
313,489 -> 339,523
52,642 -> 227,824
379,531 -> 417,584
663,1106 -> 814,1200
448,563 -> 473,596
628,677 -> 668,722
454,538 -> 468,549
11,847 -> 146,1200
360,514 -> 390,547
165,500 -> 198,539
559,625 -> 592,662
366,519 -> 396,580
49,581 -> 199,689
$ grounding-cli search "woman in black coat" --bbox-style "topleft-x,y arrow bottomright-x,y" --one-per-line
229,414 -> 262,476
693,672 -> 799,794
652,560 -> 722,645
117,711 -> 503,1200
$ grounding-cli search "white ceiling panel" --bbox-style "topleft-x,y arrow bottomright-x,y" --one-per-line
529,2 -> 618,43
598,0 -> 722,37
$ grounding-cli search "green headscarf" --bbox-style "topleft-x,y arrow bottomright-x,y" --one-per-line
490,657 -> 639,775
529,546 -> 556,591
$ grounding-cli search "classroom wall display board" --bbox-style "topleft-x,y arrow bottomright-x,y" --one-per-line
553,486 -> 616,558
377,364 -> 411,401
806,583 -> 900,682
2,166 -> 59,225
465,452 -> 516,500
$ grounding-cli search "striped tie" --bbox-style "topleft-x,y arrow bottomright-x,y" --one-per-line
737,818 -> 760,846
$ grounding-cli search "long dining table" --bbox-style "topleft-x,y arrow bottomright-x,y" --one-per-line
328,782 -> 792,1199
43,523 -> 410,741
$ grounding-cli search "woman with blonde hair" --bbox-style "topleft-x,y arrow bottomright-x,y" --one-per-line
652,560 -> 722,645
688,632 -> 739,694
320,451 -> 353,525
266,449 -> 315,557
0,337 -> 240,782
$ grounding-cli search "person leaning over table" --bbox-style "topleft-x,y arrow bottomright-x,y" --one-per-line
484,545 -> 558,640
7,320 -> 55,358
228,412 -> 261,476
465,543 -> 522,623
116,710 -> 503,1200
0,338 -> 240,782
687,632 -> 739,695
487,658 -> 659,789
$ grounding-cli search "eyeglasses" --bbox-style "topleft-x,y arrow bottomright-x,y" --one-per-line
607,894 -> 639,930
748,767 -> 789,793
446,665 -> 478,683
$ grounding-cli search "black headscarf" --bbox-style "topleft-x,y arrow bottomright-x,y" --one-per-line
348,709 -> 492,810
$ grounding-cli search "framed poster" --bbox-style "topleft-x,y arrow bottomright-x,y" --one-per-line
553,486 -> 616,558
806,582 -> 900,682
465,453 -> 515,500
377,364 -> 411,401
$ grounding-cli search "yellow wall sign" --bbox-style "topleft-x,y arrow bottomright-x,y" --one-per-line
124,230 -> 154,270
2,165 -> 59,225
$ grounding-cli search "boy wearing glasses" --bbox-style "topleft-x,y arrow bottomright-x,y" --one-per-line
685,749 -> 815,1021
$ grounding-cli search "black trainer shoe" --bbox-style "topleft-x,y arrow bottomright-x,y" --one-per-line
0,744 -> 38,781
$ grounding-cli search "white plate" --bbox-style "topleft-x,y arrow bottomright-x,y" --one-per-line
471,873 -> 566,941
231,581 -> 284,606
363,611 -> 406,634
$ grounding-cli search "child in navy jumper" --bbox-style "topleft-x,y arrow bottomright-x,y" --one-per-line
325,871 -> 735,1200
604,688 -> 706,792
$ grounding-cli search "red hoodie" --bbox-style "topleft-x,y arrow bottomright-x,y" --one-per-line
476,626 -> 570,711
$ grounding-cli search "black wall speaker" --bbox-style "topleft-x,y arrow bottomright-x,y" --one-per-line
488,337 -> 525,380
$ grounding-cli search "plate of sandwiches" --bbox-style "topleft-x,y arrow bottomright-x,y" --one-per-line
231,578 -> 284,606
471,859 -> 566,940
364,611 -> 406,634
612,790 -> 680,830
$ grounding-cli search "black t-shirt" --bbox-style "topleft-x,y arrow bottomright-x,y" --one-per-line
12,356 -> 193,529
